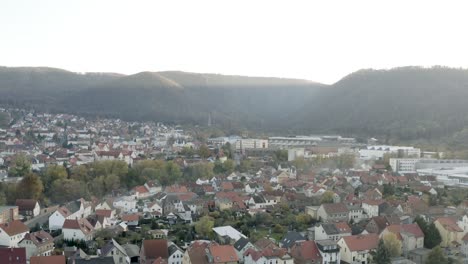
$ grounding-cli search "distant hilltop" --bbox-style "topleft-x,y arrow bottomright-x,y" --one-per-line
2,66 -> 468,146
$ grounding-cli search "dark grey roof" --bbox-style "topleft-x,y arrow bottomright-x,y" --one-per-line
252,194 -> 266,204
168,244 -> 182,256
234,237 -> 250,251
100,239 -> 127,257
280,231 -> 305,248
65,200 -> 81,214
122,244 -> 140,257
321,223 -> 340,235
75,256 -> 116,264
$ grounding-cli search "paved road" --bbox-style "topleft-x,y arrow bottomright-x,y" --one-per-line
25,205 -> 59,228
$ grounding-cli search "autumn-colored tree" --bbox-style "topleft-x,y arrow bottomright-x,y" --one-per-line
9,154 -> 31,177
50,179 -> 87,203
195,216 -> 214,239
426,246 -> 449,264
383,232 -> 402,257
17,173 -> 44,200
320,191 -> 335,204
198,144 -> 211,159
43,165 -> 68,189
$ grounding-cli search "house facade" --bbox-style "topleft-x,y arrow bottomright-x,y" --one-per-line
0,220 -> 29,247
18,231 -> 54,259
62,218 -> 94,242
337,234 -> 379,264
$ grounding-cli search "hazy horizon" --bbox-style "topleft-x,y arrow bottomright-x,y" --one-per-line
2,0 -> 468,84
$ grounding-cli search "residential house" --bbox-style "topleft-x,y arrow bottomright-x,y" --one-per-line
144,181 -> 162,194
233,238 -> 255,262
94,150 -> 135,166
49,199 -> 91,230
144,201 -> 163,216
244,247 -> 293,264
380,224 -> 424,254
316,239 -> 341,264
0,247 -> 27,264
337,234 -> 379,264
245,183 -> 263,194
461,233 -> 468,258
15,199 -> 40,218
74,256 -> 116,264
168,243 -> 184,264
18,231 -> 54,259
407,248 -> 431,264
62,218 -> 94,242
365,216 -> 401,234
280,231 -> 306,249
434,217 -> 465,247
361,200 -> 389,218
304,185 -> 326,198
94,209 -> 115,228
182,240 -> 211,264
213,226 -> 247,245
95,200 -> 115,211
30,255 -> 66,264
140,239 -> 168,264
0,220 -> 29,247
207,244 -> 239,264
0,205 -> 19,224
133,186 -> 151,200
457,215 -> 468,233
113,196 -> 137,212
317,203 -> 349,222
122,244 -> 140,264
315,222 -> 352,241
290,241 -> 322,264
348,204 -> 366,223
99,239 -> 130,264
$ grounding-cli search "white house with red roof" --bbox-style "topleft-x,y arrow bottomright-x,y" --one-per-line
0,220 -> 29,247
144,181 -> 162,194
380,223 -> 424,254
94,150 -> 136,166
434,217 -> 465,247
133,185 -> 151,199
62,218 -> 94,242
48,199 -> 90,230
337,234 -> 379,264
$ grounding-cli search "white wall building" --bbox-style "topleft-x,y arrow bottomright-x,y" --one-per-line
235,139 -> 268,152
359,145 -> 420,160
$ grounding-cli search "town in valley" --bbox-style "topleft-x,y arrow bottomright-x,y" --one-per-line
0,107 -> 466,264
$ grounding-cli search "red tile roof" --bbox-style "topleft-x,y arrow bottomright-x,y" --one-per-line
15,199 -> 38,211
341,234 -> 379,251
95,209 -> 112,217
335,222 -> 352,233
62,218 -> 94,235
436,217 -> 463,232
134,185 -> 149,194
290,241 -> 322,262
0,248 -> 26,264
122,214 -> 140,222
142,240 -> 168,260
385,224 -> 424,239
165,185 -> 188,193
209,245 -> 239,263
30,255 -> 66,264
0,220 -> 29,236
21,231 -> 53,246
322,203 -> 348,214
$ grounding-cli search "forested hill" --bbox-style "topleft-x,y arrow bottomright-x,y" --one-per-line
291,66 -> 468,142
3,66 -> 468,143
0,67 -> 324,131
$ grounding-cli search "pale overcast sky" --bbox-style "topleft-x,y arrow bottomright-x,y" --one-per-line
1,0 -> 468,84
